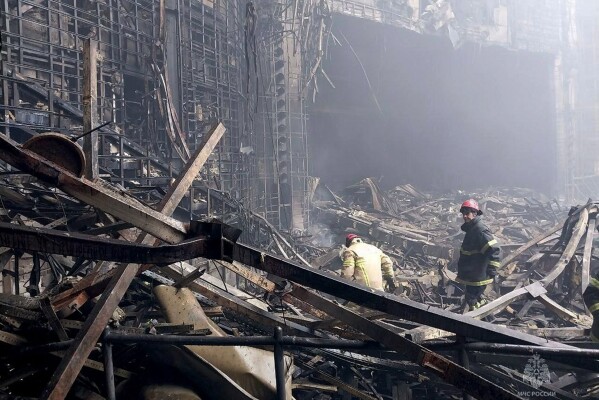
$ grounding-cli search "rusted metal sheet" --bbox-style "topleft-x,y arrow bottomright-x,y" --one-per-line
22,133 -> 86,178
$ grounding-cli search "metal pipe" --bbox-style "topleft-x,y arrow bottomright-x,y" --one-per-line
71,121 -> 111,142
274,326 -> 286,400
463,342 -> 599,357
426,340 -> 599,371
104,331 -> 381,349
103,340 -> 115,400
457,337 -> 475,400
14,253 -> 19,295
19,340 -> 74,355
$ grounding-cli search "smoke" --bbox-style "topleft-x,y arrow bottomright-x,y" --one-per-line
307,223 -> 337,248
308,16 -> 556,194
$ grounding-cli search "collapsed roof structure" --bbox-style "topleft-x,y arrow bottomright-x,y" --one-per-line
0,127 -> 597,399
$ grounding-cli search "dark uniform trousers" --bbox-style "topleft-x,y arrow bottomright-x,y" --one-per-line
457,217 -> 501,311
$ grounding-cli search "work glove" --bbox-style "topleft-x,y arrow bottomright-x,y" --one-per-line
385,277 -> 397,293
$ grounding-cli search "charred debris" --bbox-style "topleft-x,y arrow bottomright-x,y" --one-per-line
0,133 -> 596,400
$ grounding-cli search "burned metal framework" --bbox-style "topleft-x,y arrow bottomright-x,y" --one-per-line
2,0 -> 589,225
246,1 -> 311,232
0,0 -> 247,205
0,0 -> 317,232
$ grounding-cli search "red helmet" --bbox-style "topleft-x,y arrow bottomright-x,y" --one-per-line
345,233 -> 360,247
460,199 -> 483,215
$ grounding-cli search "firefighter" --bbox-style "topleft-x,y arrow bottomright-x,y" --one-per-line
583,277 -> 599,341
340,233 -> 396,292
457,199 -> 501,310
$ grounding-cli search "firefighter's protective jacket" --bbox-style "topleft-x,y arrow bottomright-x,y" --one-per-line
584,276 -> 599,314
583,275 -> 599,342
341,239 -> 394,291
457,216 -> 501,286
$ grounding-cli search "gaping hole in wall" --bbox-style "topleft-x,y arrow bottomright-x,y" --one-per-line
308,15 -> 557,194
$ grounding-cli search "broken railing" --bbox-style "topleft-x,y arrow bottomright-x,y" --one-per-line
101,327 -> 382,400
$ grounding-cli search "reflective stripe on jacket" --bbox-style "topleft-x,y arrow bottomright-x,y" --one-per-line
457,216 -> 501,286
341,240 -> 393,291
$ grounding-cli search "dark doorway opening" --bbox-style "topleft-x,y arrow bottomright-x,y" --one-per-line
308,15 -> 556,194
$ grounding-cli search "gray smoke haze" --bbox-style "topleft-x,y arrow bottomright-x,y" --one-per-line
308,16 -> 556,195
307,223 -> 337,248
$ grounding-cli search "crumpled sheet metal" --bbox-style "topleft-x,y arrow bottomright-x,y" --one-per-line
154,285 -> 293,400
143,345 -> 258,400
140,384 -> 202,400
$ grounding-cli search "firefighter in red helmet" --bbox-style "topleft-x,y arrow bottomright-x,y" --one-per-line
341,233 -> 396,292
457,199 -> 501,310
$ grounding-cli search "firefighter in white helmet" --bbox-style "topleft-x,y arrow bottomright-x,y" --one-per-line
340,233 -> 396,292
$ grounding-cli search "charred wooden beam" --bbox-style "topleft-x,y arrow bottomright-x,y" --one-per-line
41,261 -> 139,399
218,260 -> 331,321
39,298 -> 68,342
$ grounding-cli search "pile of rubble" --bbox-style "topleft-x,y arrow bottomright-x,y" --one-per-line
0,126 -> 598,400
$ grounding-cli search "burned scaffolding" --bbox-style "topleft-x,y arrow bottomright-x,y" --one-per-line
1,0 -> 250,213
